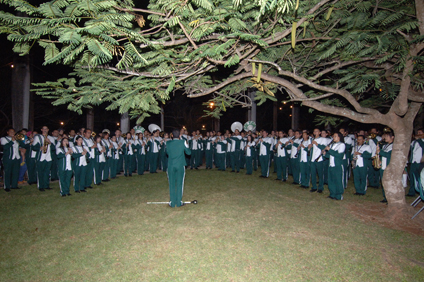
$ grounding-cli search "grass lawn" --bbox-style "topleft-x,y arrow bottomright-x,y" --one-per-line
1,167 -> 424,281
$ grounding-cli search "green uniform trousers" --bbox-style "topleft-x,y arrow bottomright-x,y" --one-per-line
368,162 -> 380,187
245,156 -> 253,175
328,165 -> 344,200
58,169 -> 72,196
408,163 -> 420,196
73,165 -> 87,192
136,154 -> 145,175
149,152 -> 159,173
290,158 -> 300,183
259,154 -> 270,177
217,153 -> 226,171
84,160 -> 94,188
275,156 -> 288,180
94,161 -> 105,185
51,158 -> 59,181
102,158 -> 111,180
310,161 -> 324,191
353,166 -> 368,195
300,161 -> 311,187
110,158 -> 118,178
124,154 -> 135,176
168,165 -> 186,207
27,157 -> 37,184
37,161 -> 52,190
3,158 -> 20,189
380,169 -> 386,201
205,150 -> 213,169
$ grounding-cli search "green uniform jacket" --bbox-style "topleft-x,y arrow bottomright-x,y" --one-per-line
166,139 -> 191,165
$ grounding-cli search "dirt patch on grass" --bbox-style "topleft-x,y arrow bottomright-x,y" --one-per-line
347,202 -> 424,236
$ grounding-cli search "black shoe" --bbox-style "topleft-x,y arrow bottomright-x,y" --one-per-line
282,179 -> 287,182
310,189 -> 317,193
317,190 -> 323,193
236,171 -> 239,173
87,186 -> 93,189
301,185 -> 309,189
39,188 -> 45,192
103,179 -> 110,182
259,175 -> 265,178
292,182 -> 299,185
195,168 -> 199,170
11,187 -> 20,189
67,194 -> 72,196
4,188 -> 11,192
75,191 -> 80,193
95,183 -> 103,186
80,190 -> 87,192
406,194 -> 415,197
275,178 -> 282,181
354,192 -> 364,196
124,174 -> 127,177
327,196 -> 333,199
231,170 -> 235,173
45,187 -> 52,190
129,174 -> 132,177
380,199 -> 387,203
61,194 -> 67,197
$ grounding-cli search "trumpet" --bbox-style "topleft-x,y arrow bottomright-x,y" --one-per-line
91,131 -> 96,138
14,133 -> 25,141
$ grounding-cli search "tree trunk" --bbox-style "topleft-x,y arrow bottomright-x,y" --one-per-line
383,116 -> 415,221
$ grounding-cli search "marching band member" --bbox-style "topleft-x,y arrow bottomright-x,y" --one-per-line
309,128 -> 330,193
166,129 -> 191,207
240,132 -> 247,169
204,132 -> 214,169
351,135 -> 372,195
299,131 -> 312,188
288,130 -> 302,184
27,130 -> 38,185
83,129 -> 96,189
56,137 -> 73,196
408,128 -> 424,197
110,135 -> 121,179
115,130 -> 125,173
216,136 -> 227,171
50,129 -> 60,181
377,130 -> 394,203
274,131 -> 289,181
160,133 -> 170,172
324,132 -> 345,200
32,126 -> 56,191
245,135 -> 256,175
147,130 -> 161,173
189,132 -> 201,169
101,130 -> 112,181
134,132 -> 146,175
72,136 -> 89,193
1,128 -> 22,191
229,129 -> 243,173
257,130 -> 273,178
225,133 -> 232,169
123,132 -> 135,176
94,135 -> 106,185
367,128 -> 382,188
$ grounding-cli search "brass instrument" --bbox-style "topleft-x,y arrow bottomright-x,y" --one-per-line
14,133 -> 25,141
367,133 -> 377,140
43,134 -> 49,154
372,141 -> 382,170
91,131 -> 96,138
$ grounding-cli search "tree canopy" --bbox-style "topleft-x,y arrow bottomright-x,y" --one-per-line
0,0 -> 420,125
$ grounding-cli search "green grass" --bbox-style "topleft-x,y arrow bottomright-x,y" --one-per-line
1,168 -> 424,281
